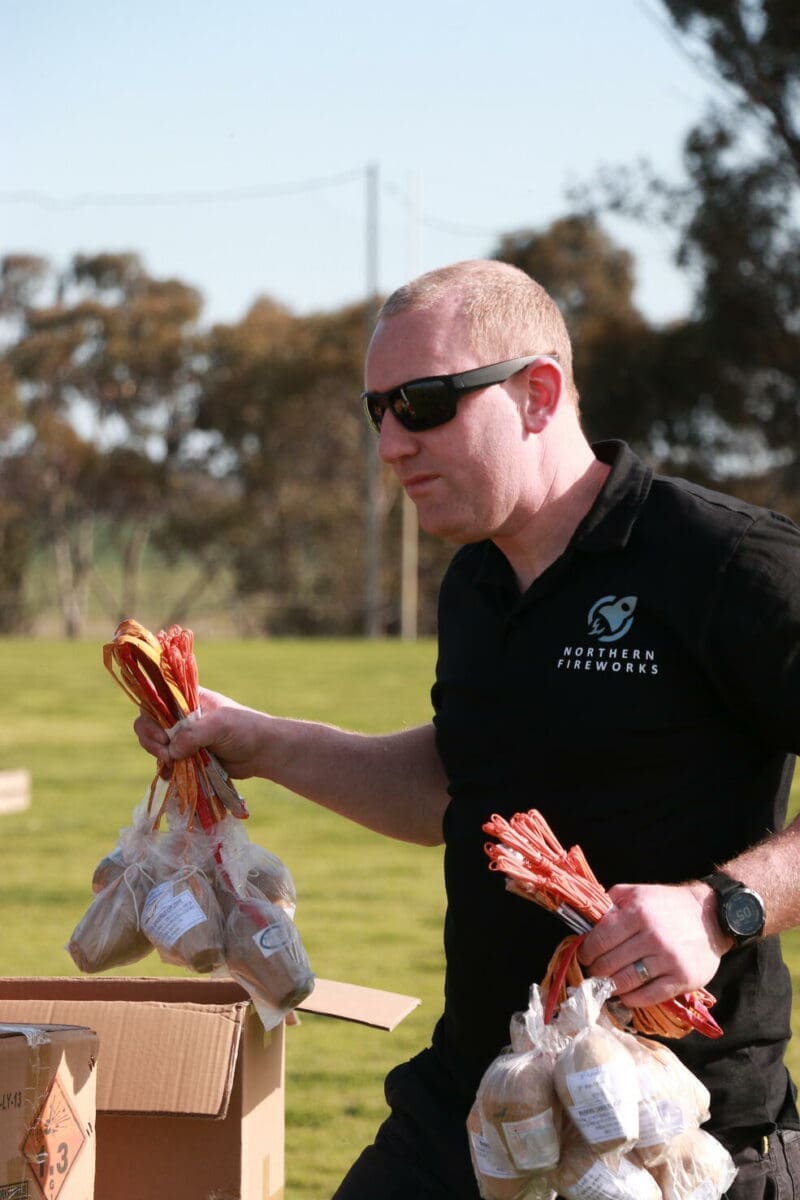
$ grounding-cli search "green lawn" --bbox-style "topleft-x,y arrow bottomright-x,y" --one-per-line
0,637 -> 798,1198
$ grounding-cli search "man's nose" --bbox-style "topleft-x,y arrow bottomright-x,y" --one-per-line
378,410 -> 417,463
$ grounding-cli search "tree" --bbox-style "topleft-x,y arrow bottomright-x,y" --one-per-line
196,298 -> 374,634
574,1 -> 800,512
1,252 -> 208,635
0,361 -> 31,631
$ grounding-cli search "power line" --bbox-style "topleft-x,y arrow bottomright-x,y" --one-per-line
381,177 -> 503,239
1,166 -> 515,241
0,168 -> 364,211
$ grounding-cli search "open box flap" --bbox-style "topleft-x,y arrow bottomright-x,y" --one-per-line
298,978 -> 420,1031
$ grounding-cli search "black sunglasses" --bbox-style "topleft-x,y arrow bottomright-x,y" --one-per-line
362,353 -> 558,434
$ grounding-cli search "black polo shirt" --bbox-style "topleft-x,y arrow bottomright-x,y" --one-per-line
429,440 -> 800,1134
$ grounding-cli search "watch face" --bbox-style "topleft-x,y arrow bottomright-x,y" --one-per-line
724,889 -> 765,938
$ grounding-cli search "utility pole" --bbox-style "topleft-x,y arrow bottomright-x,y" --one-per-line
364,162 -> 383,638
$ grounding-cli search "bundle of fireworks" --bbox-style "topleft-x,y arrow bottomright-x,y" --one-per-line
483,810 -> 722,1040
467,978 -> 736,1200
67,619 -> 314,1030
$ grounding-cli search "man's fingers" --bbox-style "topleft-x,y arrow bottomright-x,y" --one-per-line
133,712 -> 170,758
612,956 -> 658,1000
577,905 -> 635,966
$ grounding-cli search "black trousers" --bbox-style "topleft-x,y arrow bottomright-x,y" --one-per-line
721,1128 -> 800,1200
332,1058 -> 800,1200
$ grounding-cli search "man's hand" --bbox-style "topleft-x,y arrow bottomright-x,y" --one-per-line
576,881 -> 732,1008
134,687 -> 271,780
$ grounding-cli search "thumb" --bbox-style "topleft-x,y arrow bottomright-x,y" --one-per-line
607,882 -> 636,907
166,710 -> 212,760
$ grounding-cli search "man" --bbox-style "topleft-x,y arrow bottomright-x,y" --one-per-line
136,260 -> 800,1199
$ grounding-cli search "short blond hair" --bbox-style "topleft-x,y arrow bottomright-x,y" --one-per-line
379,259 -> 575,392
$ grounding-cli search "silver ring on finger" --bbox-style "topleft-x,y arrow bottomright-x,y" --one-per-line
633,958 -> 651,985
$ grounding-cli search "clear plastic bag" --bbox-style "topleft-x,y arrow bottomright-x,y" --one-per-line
68,864 -> 154,972
210,818 -> 297,920
470,972 -> 725,1200
553,979 -> 640,1158
141,867 -> 226,974
223,893 -> 314,1030
73,781 -> 314,1028
490,986 -> 566,1174
468,986 -> 565,1199
619,1033 -> 711,1166
649,1128 -> 737,1200
468,1099 -> 557,1200
550,1125 -> 660,1200
477,1048 -> 563,1176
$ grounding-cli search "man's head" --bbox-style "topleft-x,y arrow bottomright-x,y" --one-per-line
376,259 -> 576,404
363,260 -> 591,553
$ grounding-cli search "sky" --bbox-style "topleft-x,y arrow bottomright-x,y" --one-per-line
3,0 -> 717,329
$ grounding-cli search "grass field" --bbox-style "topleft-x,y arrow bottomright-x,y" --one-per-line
0,637 -> 798,1198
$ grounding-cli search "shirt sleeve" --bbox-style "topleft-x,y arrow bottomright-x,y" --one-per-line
703,508 -> 800,752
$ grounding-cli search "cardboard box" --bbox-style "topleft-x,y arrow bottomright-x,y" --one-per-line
0,1021 -> 98,1200
0,977 -> 419,1200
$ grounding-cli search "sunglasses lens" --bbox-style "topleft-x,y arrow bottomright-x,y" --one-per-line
364,380 -> 456,433
365,395 -> 387,432
395,381 -> 453,431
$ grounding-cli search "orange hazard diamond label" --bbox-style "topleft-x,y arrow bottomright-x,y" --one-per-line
21,1074 -> 86,1200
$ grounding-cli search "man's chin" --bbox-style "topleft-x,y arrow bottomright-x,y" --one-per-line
417,509 -> 479,545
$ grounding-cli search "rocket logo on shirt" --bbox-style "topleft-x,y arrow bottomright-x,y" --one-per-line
556,593 -> 659,676
587,595 -> 637,643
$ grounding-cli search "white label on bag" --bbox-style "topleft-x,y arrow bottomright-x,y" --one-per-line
141,883 -> 207,947
469,1123 -> 521,1179
502,1107 -> 560,1171
252,923 -> 291,959
566,1060 -> 639,1144
568,1155 -> 650,1200
637,1096 -> 687,1145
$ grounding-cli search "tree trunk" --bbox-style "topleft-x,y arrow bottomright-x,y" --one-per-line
120,520 -> 150,619
53,514 -> 94,638
163,552 -> 221,627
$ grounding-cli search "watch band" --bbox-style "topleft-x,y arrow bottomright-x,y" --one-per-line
702,870 -> 745,899
701,871 -> 765,947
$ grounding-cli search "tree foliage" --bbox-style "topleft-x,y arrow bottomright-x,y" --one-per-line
196,299 -> 368,633
0,253 -> 207,635
570,0 -> 800,511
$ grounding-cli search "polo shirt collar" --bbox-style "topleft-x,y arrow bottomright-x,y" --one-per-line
575,439 -> 653,553
471,440 -> 653,588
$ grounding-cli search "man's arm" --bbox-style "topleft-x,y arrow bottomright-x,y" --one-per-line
135,688 -> 450,847
578,812 -> 800,1007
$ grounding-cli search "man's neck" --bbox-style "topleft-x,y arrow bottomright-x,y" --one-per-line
494,452 -> 611,594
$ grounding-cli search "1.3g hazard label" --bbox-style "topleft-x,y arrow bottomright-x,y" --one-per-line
21,1075 -> 86,1200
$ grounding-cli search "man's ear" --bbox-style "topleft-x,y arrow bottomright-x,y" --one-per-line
521,358 -> 562,433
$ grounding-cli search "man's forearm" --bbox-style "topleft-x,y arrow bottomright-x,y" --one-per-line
257,717 -> 450,847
